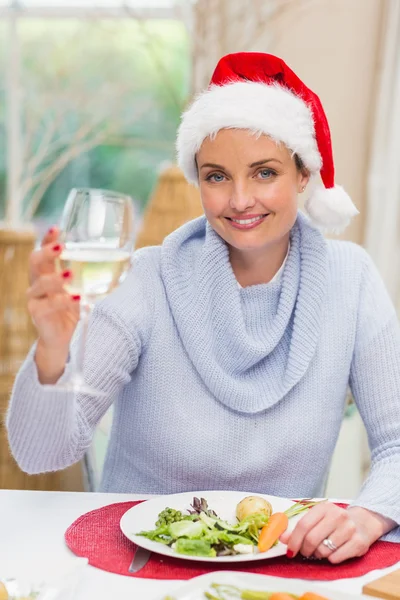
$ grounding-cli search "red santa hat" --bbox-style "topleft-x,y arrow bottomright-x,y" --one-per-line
176,52 -> 358,233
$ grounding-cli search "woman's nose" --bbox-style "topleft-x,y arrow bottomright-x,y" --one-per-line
229,183 -> 256,212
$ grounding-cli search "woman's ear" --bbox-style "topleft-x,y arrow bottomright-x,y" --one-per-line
298,169 -> 311,193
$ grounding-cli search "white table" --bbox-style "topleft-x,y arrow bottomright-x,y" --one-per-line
1,490 -> 399,599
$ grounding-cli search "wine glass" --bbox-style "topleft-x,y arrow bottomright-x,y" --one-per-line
55,188 -> 135,396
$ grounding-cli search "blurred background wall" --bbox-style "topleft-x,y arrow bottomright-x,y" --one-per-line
0,0 -> 399,495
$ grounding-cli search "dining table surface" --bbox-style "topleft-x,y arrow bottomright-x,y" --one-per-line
2,489 -> 400,600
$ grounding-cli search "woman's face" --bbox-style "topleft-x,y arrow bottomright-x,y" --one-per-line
197,129 -> 309,253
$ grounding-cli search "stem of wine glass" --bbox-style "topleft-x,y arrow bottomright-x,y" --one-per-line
73,299 -> 93,386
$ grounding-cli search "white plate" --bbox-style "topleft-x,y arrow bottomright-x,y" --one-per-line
154,571 -> 369,600
120,490 -> 305,563
0,557 -> 88,600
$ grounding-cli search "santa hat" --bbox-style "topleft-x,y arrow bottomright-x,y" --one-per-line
176,52 -> 358,233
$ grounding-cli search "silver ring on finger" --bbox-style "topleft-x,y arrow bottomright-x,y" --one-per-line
322,537 -> 338,552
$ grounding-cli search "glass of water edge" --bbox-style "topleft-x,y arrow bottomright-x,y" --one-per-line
57,188 -> 134,396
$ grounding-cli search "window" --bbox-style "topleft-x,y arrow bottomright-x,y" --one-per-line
0,19 -> 6,213
0,1 -> 190,230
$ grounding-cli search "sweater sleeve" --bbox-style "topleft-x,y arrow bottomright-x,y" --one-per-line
6,250 -> 155,474
348,249 -> 400,541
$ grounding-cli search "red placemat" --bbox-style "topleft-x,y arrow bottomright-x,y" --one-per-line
65,501 -> 400,580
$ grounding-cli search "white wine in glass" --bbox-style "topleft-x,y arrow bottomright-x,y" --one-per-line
59,245 -> 131,301
55,188 -> 135,396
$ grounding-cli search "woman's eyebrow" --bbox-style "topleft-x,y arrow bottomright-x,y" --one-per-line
249,158 -> 283,167
199,162 -> 225,170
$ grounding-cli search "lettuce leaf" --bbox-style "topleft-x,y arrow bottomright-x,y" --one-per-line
168,520 -> 206,539
174,539 -> 217,557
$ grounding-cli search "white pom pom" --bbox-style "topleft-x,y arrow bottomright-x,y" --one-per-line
304,185 -> 359,234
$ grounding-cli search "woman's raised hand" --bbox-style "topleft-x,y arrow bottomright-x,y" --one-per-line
28,227 -> 80,383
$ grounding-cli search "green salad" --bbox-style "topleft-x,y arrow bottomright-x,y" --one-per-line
137,496 -> 268,557
136,496 -> 317,558
163,582 -> 330,600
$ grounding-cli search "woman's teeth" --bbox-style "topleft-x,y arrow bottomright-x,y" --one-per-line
231,215 -> 265,224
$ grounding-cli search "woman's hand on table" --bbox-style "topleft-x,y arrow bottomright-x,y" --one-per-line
280,501 -> 396,564
28,226 -> 80,384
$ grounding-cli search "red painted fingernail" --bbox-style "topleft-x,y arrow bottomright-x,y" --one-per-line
286,549 -> 294,559
71,294 -> 81,301
48,227 -> 55,234
62,270 -> 72,279
52,244 -> 61,252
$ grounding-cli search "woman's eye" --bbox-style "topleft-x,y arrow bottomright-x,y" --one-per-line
206,173 -> 225,182
257,169 -> 275,179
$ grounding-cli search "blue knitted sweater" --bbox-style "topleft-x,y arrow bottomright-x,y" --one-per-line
7,213 -> 400,539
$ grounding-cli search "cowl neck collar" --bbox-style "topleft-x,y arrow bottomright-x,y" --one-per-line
160,212 -> 328,413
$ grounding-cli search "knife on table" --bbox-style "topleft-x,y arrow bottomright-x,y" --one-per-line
128,547 -> 152,573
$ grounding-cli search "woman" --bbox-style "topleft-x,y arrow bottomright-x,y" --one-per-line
7,53 -> 400,562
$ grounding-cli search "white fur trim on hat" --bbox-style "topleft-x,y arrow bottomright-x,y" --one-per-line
304,185 -> 359,234
177,81 -> 322,185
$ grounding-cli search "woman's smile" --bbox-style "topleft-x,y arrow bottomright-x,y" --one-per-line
225,213 -> 270,230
